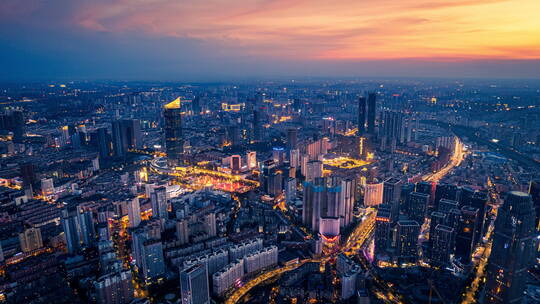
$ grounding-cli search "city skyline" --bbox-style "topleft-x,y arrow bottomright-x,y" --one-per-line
1,0 -> 540,80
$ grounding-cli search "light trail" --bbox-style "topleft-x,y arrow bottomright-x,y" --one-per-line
423,138 -> 465,183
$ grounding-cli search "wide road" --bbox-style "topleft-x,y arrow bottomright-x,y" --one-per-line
423,137 -> 465,183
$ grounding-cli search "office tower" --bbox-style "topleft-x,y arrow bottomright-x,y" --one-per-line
459,186 -> 475,207
285,177 -> 297,203
19,227 -> 43,253
339,178 -> 356,227
227,125 -> 241,147
120,119 -> 142,149
272,147 -> 286,165
485,191 -> 536,304
287,128 -> 298,150
133,237 -> 165,281
164,97 -> 183,167
78,207 -> 96,246
430,225 -> 455,267
380,110 -> 405,151
204,213 -> 217,238
406,192 -> 429,224
434,183 -> 459,209
429,211 -> 446,240
302,177 -> 342,232
62,213 -> 81,254
415,181 -> 433,200
151,186 -> 168,220
529,180 -> 540,230
454,206 -> 479,263
20,162 -> 36,195
305,160 -> 323,181
438,198 -> 459,214
94,270 -> 134,304
252,110 -> 261,142
367,93 -> 376,134
400,182 -> 415,211
96,127 -> 111,160
375,207 -> 392,257
358,96 -> 366,135
364,181 -> 383,207
260,160 -> 282,197
111,120 -> 126,157
395,220 -> 420,263
192,96 -> 201,114
383,178 -> 402,220
127,197 -> 142,228
246,151 -> 257,169
469,191 -> 488,243
180,263 -> 210,304
445,208 -> 462,230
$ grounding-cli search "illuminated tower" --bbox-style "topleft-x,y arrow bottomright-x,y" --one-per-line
358,96 -> 366,135
485,191 -> 536,304
164,97 -> 183,167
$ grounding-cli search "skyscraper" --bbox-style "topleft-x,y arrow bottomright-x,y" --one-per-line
454,206 -> 479,263
367,93 -> 376,134
528,179 -> 540,231
127,197 -> 142,228
287,128 -> 298,150
406,192 -> 429,224
252,110 -> 261,142
358,96 -> 366,135
303,177 -> 342,232
395,220 -> 420,263
164,97 -> 183,167
375,207 -> 392,257
62,212 -> 81,254
430,224 -> 455,267
485,191 -> 536,304
111,120 -> 126,157
180,263 -> 210,304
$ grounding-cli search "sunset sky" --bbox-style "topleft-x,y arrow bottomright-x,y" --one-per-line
1,0 -> 539,80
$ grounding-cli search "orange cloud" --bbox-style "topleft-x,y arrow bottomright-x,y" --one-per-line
17,0 -> 540,60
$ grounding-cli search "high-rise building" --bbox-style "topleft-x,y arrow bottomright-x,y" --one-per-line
151,186 -> 168,221
454,206 -> 479,263
62,212 -> 81,254
529,180 -> 540,231
383,178 -> 402,220
287,128 -> 298,150
180,263 -> 210,304
96,127 -> 111,161
434,183 -> 459,209
260,160 -> 283,197
364,181 -> 383,207
367,93 -> 376,134
380,110 -> 405,151
430,224 -> 455,267
339,178 -> 356,227
405,192 -> 429,224
246,151 -> 257,170
375,208 -> 392,257
127,197 -> 142,228
78,207 -> 96,247
305,160 -> 323,181
485,191 -> 536,304
111,120 -> 126,157
94,270 -> 134,304
285,177 -> 297,203
358,97 -> 366,135
395,220 -> 420,263
303,177 -> 342,232
164,97 -> 183,167
19,227 -> 43,253
252,110 -> 261,142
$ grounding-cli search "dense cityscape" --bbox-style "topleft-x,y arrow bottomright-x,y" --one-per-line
0,79 -> 538,304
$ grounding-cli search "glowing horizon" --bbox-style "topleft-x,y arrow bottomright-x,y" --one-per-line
1,0 -> 539,79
